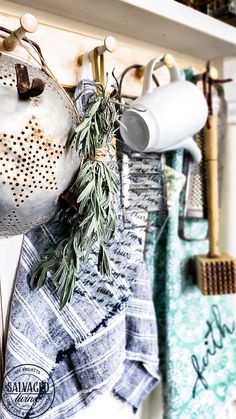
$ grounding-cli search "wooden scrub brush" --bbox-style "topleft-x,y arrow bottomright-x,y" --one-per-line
196,113 -> 236,295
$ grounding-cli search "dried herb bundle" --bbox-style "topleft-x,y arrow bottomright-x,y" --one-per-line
30,83 -> 123,308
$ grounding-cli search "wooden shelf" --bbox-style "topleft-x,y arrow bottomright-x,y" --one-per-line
8,0 -> 236,60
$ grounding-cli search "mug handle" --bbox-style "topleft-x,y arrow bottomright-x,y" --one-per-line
142,54 -> 180,95
159,137 -> 202,163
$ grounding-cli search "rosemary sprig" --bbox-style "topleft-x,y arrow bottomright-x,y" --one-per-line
30,83 -> 122,308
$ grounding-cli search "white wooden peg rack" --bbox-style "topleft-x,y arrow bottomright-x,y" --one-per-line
0,1 -> 205,97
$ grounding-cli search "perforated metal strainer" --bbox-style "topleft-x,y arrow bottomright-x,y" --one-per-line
0,52 -> 79,237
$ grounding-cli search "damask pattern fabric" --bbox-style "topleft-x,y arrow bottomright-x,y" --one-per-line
153,151 -> 236,419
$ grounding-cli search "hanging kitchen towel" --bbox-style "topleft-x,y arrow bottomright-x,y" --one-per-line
154,151 -> 236,419
0,213 -> 159,419
0,81 -> 161,418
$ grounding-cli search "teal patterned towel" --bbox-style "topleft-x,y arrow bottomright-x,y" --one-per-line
153,151 -> 236,419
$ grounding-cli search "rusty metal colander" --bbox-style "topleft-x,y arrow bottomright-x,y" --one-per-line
0,52 -> 80,237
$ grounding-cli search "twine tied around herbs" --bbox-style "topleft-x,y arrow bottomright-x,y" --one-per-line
88,138 -> 116,162
89,147 -> 109,162
30,84 -> 121,309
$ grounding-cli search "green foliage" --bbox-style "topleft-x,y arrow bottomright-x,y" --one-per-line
30,83 -> 121,308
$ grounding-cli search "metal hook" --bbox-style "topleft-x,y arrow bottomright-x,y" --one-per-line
192,66 -> 218,84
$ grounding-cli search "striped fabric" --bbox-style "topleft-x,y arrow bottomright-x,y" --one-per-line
0,183 -> 160,419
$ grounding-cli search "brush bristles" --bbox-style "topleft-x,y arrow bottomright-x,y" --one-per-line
196,254 -> 236,295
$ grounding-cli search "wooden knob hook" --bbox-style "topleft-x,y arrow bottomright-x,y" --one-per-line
3,13 -> 38,51
209,67 -> 218,80
78,36 -> 117,65
163,53 -> 175,69
97,36 -> 117,55
134,53 -> 176,79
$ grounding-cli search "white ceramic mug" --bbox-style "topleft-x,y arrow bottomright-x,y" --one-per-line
120,55 -> 208,162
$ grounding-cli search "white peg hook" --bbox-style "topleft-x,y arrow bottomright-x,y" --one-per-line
3,13 -> 38,52
96,36 -> 117,55
78,36 -> 117,65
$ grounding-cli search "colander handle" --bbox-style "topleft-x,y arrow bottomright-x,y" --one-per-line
3,14 -> 38,52
15,63 -> 45,99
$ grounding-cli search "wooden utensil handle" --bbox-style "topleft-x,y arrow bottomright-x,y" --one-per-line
205,114 -> 220,257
